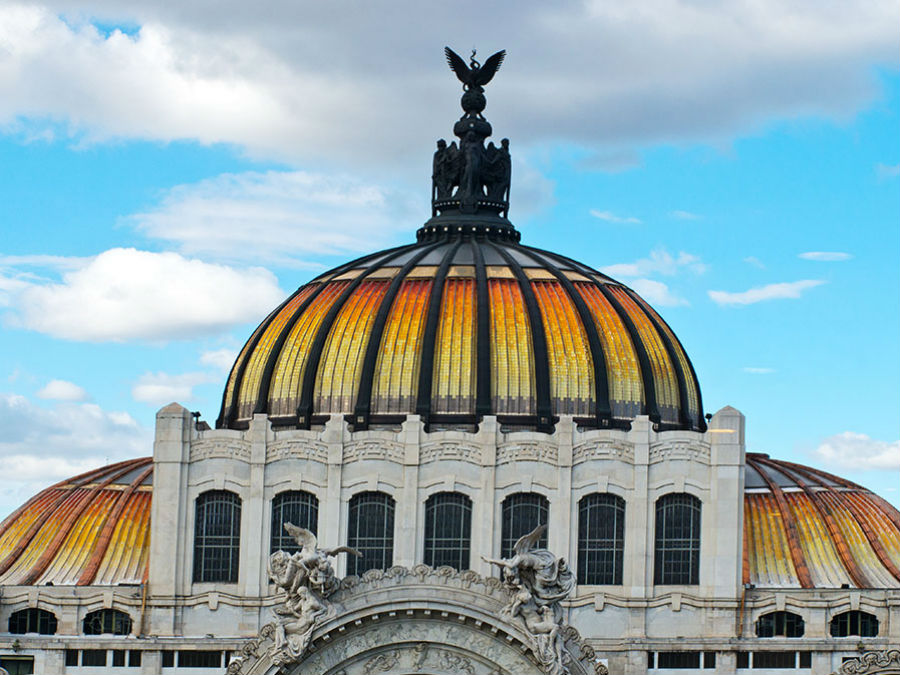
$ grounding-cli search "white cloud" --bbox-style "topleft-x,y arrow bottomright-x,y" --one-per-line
200,348 -> 239,372
670,210 -> 701,220
743,256 -> 766,269
813,431 -> 900,471
798,251 -> 852,261
5,248 -> 284,342
876,163 -> 900,179
2,2 -> 893,165
590,210 -> 641,225
0,393 -> 150,518
601,249 -> 707,278
743,367 -> 775,374
627,279 -> 688,307
131,371 -> 213,405
37,379 -> 88,401
708,279 -> 824,306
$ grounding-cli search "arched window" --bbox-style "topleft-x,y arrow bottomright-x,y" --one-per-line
424,492 -> 472,570
271,490 -> 318,554
830,610 -> 879,637
8,608 -> 57,635
756,610 -> 805,638
654,493 -> 701,585
577,493 -> 625,585
501,493 -> 549,558
347,492 -> 395,576
83,608 -> 132,635
193,490 -> 242,583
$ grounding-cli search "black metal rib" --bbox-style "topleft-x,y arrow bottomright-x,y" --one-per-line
624,288 -> 693,429
415,240 -> 465,423
485,242 -> 554,431
352,242 -> 446,429
515,244 -> 612,425
252,244 -> 413,420
471,239 -> 492,417
294,244 -> 419,428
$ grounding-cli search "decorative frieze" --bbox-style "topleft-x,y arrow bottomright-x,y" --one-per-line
343,441 -> 404,463
266,440 -> 328,463
649,441 -> 710,464
420,441 -> 482,465
190,440 -> 251,463
496,442 -> 557,465
572,441 -> 634,464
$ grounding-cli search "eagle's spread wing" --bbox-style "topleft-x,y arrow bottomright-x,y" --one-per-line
513,524 -> 546,555
475,50 -> 506,87
284,522 -> 317,551
445,47 -> 471,85
321,545 -> 363,558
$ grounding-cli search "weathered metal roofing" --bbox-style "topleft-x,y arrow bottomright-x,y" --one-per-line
744,453 -> 900,589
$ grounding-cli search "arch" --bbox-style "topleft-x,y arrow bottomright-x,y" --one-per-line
271,490 -> 319,555
424,492 -> 472,570
193,489 -> 242,583
654,493 -> 701,585
8,607 -> 57,635
755,610 -> 804,638
830,609 -> 879,637
82,608 -> 132,635
347,491 -> 395,576
501,492 -> 548,558
577,493 -> 625,585
832,650 -> 900,675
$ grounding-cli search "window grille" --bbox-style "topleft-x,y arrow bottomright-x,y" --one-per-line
193,490 -> 241,583
654,493 -> 701,585
577,493 -> 625,584
500,493 -> 548,558
82,608 -> 132,635
830,610 -> 879,637
347,491 -> 395,575
8,608 -> 57,635
271,490 -> 318,554
424,492 -> 472,570
756,610 -> 805,638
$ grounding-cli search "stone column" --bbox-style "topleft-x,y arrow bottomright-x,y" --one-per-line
473,416 -> 498,576
321,415 -> 345,574
241,414 -> 269,597
708,406 -> 745,600
396,416 -> 423,567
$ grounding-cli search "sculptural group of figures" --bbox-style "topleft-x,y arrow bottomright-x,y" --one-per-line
432,136 -> 511,207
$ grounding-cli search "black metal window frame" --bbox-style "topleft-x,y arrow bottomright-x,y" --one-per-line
424,491 -> 472,570
82,609 -> 132,636
756,610 -> 805,638
271,490 -> 319,554
653,493 -> 701,585
193,489 -> 242,583
577,493 -> 625,585
347,491 -> 395,576
501,492 -> 549,558
8,607 -> 57,635
830,610 -> 879,637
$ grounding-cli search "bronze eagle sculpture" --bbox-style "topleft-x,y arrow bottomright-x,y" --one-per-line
445,47 -> 506,90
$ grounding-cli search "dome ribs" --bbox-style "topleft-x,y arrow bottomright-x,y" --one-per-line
767,459 -> 900,585
77,464 -> 153,586
514,245 -> 612,427
486,241 -> 553,430
294,245 -> 419,428
352,243 -> 445,429
744,454 -> 814,588
623,288 -> 694,430
471,240 -> 492,417
753,455 -> 870,588
415,240 -> 466,424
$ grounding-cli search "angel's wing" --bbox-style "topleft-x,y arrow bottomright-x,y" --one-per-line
321,545 -> 363,558
513,524 -> 546,555
284,522 -> 317,551
475,50 -> 506,87
444,47 -> 471,85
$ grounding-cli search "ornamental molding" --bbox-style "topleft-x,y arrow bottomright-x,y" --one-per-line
190,439 -> 251,463
420,441 -> 482,465
266,440 -> 328,463
833,650 -> 900,675
649,440 -> 710,464
572,441 -> 634,464
342,440 -> 404,464
497,442 -> 557,466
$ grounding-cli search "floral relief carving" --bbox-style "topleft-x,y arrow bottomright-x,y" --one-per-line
834,650 -> 900,675
572,442 -> 633,464
190,440 -> 251,463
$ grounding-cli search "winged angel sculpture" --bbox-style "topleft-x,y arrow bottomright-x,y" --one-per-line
483,525 -> 575,675
267,523 -> 361,664
445,46 -> 505,117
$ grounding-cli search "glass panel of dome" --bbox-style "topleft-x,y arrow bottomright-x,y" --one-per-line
488,279 -> 535,415
431,278 -> 476,415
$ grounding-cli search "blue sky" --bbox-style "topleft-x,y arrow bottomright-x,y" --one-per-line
0,1 -> 898,518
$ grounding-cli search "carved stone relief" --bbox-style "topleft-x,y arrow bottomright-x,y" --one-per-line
649,441 -> 710,464
572,442 -> 634,464
265,440 -> 328,463
420,441 -> 482,465
342,441 -> 404,463
496,442 -> 557,465
833,651 -> 900,675
190,440 -> 251,463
